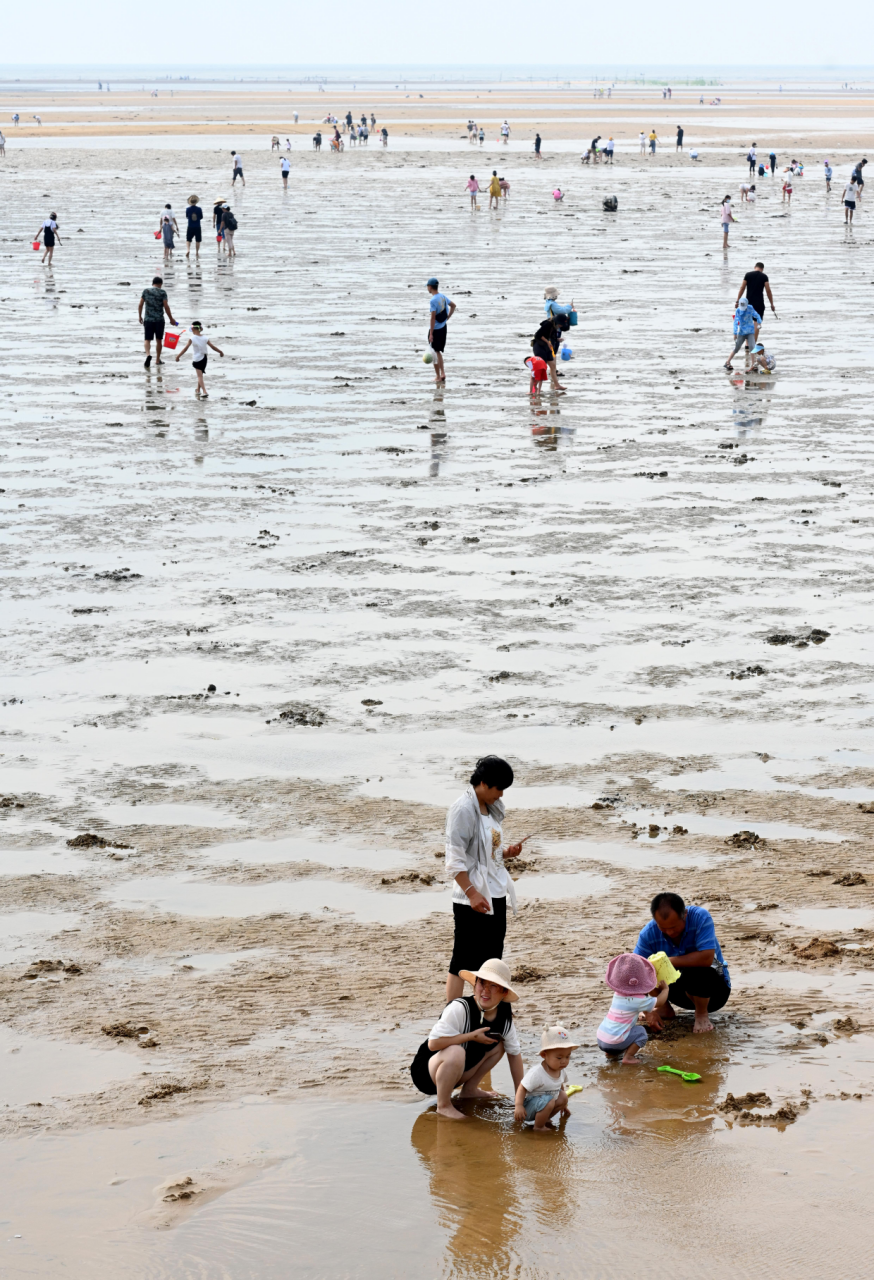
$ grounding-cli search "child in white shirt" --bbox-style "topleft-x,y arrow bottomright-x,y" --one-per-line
515,1026 -> 578,1128
175,321 -> 224,398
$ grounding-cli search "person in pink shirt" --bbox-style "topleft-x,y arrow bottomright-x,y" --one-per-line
466,174 -> 479,209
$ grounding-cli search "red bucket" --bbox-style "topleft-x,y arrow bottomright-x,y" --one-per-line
154,230 -> 162,239
163,328 -> 183,350
32,241 -> 40,250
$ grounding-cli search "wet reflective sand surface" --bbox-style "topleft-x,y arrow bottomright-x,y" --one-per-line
2,77 -> 874,1276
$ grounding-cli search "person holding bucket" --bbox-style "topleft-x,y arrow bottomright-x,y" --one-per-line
444,756 -> 526,1003
159,205 -> 178,262
137,275 -> 177,368
34,213 -> 60,265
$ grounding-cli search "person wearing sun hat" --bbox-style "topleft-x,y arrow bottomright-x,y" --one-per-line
515,1026 -> 578,1129
596,953 -> 670,1064
409,958 -> 525,1120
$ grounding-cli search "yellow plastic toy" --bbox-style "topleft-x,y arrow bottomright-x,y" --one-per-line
565,1084 -> 583,1097
649,951 -> 680,985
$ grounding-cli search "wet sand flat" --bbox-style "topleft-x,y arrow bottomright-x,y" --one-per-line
1,100 -> 874,1275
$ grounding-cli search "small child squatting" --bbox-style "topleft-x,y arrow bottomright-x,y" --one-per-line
515,1027 -> 578,1129
525,355 -> 549,396
597,953 -> 670,1064
175,321 -> 224,398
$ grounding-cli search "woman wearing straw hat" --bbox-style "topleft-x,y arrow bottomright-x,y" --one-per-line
410,958 -> 525,1120
444,756 -> 526,1003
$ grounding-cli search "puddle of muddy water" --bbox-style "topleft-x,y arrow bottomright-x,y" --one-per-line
199,833 -> 415,871
622,810 -> 853,844
107,875 -> 453,925
0,1024 -> 146,1107
733,968 -> 874,997
788,907 -> 874,931
0,911 -> 82,965
1,1080 -> 872,1279
536,836 -> 720,869
94,802 -> 243,829
513,869 -> 612,900
0,845 -> 93,876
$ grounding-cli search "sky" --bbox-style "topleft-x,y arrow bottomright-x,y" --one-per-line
2,0 -> 872,71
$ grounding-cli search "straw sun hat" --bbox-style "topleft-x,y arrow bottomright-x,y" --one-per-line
459,958 -> 518,1002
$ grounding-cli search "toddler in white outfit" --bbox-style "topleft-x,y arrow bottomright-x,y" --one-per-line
515,1026 -> 578,1129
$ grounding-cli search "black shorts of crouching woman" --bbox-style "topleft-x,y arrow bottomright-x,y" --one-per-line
430,326 -> 447,354
448,897 -> 507,977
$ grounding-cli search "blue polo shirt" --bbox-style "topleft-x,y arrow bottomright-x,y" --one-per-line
634,905 -> 730,987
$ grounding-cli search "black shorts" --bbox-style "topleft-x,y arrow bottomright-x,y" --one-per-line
430,326 -> 447,354
186,226 -> 202,243
233,167 -> 243,178
144,320 -> 165,342
448,897 -> 507,977
668,968 -> 731,1013
193,356 -> 207,372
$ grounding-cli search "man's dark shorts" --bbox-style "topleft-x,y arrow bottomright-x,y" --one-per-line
144,320 -> 165,342
430,326 -> 447,354
186,227 -> 202,243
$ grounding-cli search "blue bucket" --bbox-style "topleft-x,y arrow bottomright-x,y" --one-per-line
560,346 -> 572,361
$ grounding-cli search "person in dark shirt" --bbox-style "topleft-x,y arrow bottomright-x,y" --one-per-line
736,261 -> 776,323
185,195 -> 203,260
531,321 -> 565,394
676,125 -> 684,151
534,133 -> 542,159
769,151 -> 777,174
852,157 -> 866,192
137,274 -> 177,368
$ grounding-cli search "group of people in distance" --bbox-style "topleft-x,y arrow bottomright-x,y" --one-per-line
410,757 -> 732,1126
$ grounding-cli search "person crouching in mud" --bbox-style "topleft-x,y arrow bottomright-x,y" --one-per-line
410,959 -> 524,1120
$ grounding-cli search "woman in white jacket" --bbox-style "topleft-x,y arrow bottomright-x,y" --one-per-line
444,756 -> 524,1002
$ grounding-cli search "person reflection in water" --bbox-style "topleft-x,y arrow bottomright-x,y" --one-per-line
633,892 -> 731,1033
410,1103 -> 521,1271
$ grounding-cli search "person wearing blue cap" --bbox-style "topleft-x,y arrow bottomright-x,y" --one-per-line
427,278 -> 455,384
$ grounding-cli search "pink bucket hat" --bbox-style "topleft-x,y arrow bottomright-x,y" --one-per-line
605,953 -> 657,997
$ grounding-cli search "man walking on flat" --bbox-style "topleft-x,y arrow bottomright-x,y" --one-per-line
735,261 -> 776,325
427,277 -> 456,385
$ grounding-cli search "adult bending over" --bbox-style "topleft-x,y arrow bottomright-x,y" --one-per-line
444,756 -> 524,1002
634,891 -> 731,1033
410,959 -> 525,1120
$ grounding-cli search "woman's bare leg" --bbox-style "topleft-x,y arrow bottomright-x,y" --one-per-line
428,1045 -> 467,1119
458,1043 -> 504,1098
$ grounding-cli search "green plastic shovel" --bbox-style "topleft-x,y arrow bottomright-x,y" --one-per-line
657,1065 -> 701,1082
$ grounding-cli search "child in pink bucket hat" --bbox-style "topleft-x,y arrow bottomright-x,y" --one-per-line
596,954 -> 670,1064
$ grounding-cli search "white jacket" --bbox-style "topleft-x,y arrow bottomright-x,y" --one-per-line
444,784 -> 517,915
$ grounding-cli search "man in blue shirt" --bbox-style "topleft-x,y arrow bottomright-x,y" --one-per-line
633,892 -> 730,1034
426,277 -> 456,385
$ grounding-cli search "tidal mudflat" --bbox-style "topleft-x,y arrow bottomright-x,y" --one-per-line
1,93 -> 874,1274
